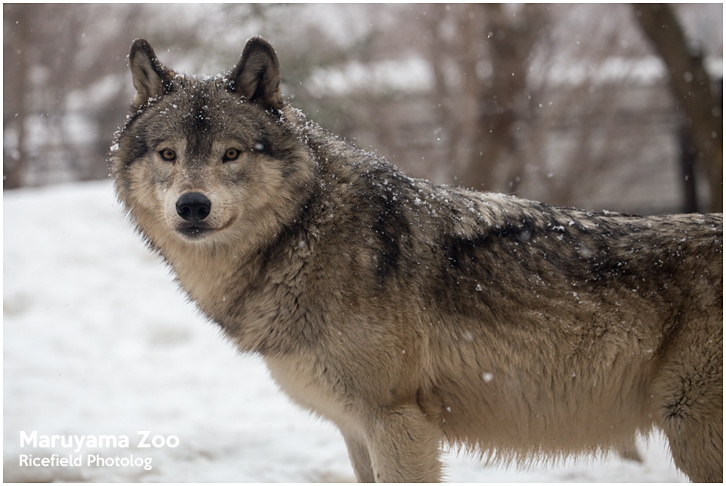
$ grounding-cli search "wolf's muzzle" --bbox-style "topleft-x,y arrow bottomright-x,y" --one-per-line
176,192 -> 211,222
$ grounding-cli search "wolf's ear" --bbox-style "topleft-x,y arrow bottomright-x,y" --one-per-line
129,39 -> 174,110
229,37 -> 283,111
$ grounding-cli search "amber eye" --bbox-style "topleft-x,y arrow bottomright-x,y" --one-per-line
159,149 -> 176,162
223,148 -> 240,162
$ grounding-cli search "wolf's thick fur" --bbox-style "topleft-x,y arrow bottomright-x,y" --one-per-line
112,37 -> 723,482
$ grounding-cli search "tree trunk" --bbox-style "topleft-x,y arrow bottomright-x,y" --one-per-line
633,3 -> 723,212
679,129 -> 699,213
460,4 -> 541,193
3,5 -> 30,189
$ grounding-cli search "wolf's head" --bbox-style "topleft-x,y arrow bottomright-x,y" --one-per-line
112,37 -> 315,257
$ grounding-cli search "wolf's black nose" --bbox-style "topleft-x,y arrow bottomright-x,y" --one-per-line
176,192 -> 211,222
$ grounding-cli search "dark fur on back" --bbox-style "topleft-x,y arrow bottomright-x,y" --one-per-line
112,37 -> 723,482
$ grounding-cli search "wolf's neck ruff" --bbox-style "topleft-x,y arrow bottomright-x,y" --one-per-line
111,37 -> 723,482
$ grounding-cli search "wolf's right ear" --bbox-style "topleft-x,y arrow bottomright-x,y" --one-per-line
128,39 -> 174,110
228,37 -> 283,111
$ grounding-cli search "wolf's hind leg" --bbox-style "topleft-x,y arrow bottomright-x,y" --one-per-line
365,404 -> 442,482
659,402 -> 722,482
652,321 -> 723,482
617,440 -> 642,463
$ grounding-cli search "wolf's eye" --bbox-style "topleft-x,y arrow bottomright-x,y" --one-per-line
223,148 -> 241,162
159,149 -> 176,162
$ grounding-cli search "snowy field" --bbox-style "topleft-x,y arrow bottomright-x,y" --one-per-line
4,181 -> 687,482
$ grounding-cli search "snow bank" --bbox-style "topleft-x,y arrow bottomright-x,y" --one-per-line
3,181 -> 686,482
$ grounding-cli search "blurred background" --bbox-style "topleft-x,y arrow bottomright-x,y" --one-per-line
3,3 -> 723,214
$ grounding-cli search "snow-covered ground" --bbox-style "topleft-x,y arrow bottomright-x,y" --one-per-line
4,181 -> 687,482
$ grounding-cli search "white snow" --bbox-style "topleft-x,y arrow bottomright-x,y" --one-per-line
4,181 -> 687,482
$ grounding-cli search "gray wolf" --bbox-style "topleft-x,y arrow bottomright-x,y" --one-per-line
111,37 -> 723,482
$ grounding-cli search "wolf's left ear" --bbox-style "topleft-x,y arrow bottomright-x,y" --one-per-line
229,37 -> 283,111
129,39 -> 174,110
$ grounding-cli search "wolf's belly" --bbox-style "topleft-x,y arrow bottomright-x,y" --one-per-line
417,365 -> 655,456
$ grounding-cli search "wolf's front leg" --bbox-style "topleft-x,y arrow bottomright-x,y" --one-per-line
342,433 -> 375,482
364,404 -> 443,482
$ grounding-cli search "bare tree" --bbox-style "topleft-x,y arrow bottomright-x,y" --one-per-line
460,4 -> 547,193
633,3 -> 723,212
3,4 -> 30,189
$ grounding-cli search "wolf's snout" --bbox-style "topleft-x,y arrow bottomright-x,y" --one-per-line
176,192 -> 211,222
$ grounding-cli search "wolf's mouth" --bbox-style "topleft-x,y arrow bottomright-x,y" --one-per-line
175,216 -> 236,241
177,225 -> 215,240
